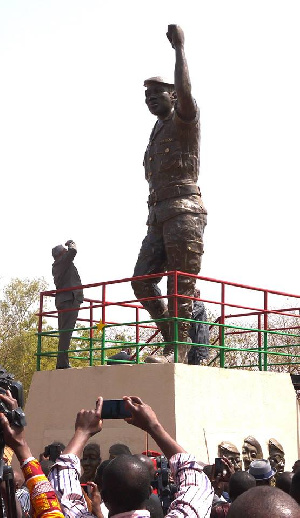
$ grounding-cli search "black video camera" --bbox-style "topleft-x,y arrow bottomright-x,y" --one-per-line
0,367 -> 26,433
152,455 -> 177,515
0,367 -> 26,517
43,442 -> 65,463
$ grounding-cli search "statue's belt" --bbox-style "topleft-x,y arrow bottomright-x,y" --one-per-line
148,184 -> 200,206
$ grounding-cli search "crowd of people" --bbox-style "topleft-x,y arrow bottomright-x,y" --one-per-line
1,390 -> 300,518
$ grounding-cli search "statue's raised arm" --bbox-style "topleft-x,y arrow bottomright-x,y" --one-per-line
166,24 -> 197,121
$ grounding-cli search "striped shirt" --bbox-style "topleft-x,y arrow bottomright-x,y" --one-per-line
16,487 -> 31,514
49,452 -> 213,518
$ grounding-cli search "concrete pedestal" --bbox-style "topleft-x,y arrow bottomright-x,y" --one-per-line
23,364 -> 299,469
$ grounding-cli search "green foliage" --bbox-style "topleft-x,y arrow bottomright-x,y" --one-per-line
0,277 -> 54,398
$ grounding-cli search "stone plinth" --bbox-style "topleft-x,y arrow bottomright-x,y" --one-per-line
23,364 -> 299,469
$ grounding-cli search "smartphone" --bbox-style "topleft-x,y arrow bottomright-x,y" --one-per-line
214,457 -> 223,478
101,399 -> 132,419
81,484 -> 89,495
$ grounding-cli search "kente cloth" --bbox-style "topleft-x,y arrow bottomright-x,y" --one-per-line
21,457 -> 64,518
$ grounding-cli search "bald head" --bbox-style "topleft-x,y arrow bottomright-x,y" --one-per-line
275,472 -> 294,494
109,443 -> 132,459
134,454 -> 156,480
292,460 -> 300,474
228,471 -> 256,502
290,469 -> 300,505
102,454 -> 151,514
227,486 -> 300,517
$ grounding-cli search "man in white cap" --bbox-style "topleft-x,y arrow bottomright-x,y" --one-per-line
52,240 -> 83,369
131,25 -> 207,364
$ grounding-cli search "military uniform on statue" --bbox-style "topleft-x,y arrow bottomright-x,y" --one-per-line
52,240 -> 83,369
132,25 -> 207,363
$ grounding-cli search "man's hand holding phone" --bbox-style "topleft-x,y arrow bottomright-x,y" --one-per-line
123,396 -> 160,433
213,456 -> 235,482
75,396 -> 103,437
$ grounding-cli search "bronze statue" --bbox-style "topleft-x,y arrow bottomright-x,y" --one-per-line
131,25 -> 207,363
218,441 -> 242,472
52,240 -> 83,369
242,436 -> 263,471
268,438 -> 285,477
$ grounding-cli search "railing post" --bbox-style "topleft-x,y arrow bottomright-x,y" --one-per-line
89,300 -> 94,366
174,271 -> 179,363
220,283 -> 225,368
135,307 -> 140,364
263,291 -> 268,371
101,284 -> 106,365
101,328 -> 105,365
258,314 -> 262,371
36,293 -> 44,371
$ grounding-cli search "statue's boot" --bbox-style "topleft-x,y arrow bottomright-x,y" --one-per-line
163,321 -> 191,363
144,310 -> 173,363
145,323 -> 191,364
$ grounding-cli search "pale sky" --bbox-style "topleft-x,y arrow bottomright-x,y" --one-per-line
1,0 -> 300,315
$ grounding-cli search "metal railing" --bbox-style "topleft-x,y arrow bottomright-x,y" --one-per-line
36,271 -> 300,372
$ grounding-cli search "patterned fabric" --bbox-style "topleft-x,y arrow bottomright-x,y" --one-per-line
21,458 -> 64,518
49,452 -> 213,518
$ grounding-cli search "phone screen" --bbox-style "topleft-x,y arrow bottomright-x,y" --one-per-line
81,484 -> 88,495
214,458 -> 223,477
101,399 -> 132,419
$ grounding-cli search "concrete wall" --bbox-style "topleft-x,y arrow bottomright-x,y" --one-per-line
174,366 -> 298,469
23,364 -> 299,470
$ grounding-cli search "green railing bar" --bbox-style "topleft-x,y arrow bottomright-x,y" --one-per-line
173,319 -> 178,363
102,318 -> 300,340
220,325 -> 225,368
263,326 -> 268,371
36,333 -> 42,371
36,314 -> 300,368
101,328 -> 106,365
36,319 -> 300,340
231,362 -> 300,368
266,344 -> 300,349
35,338 -> 300,361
